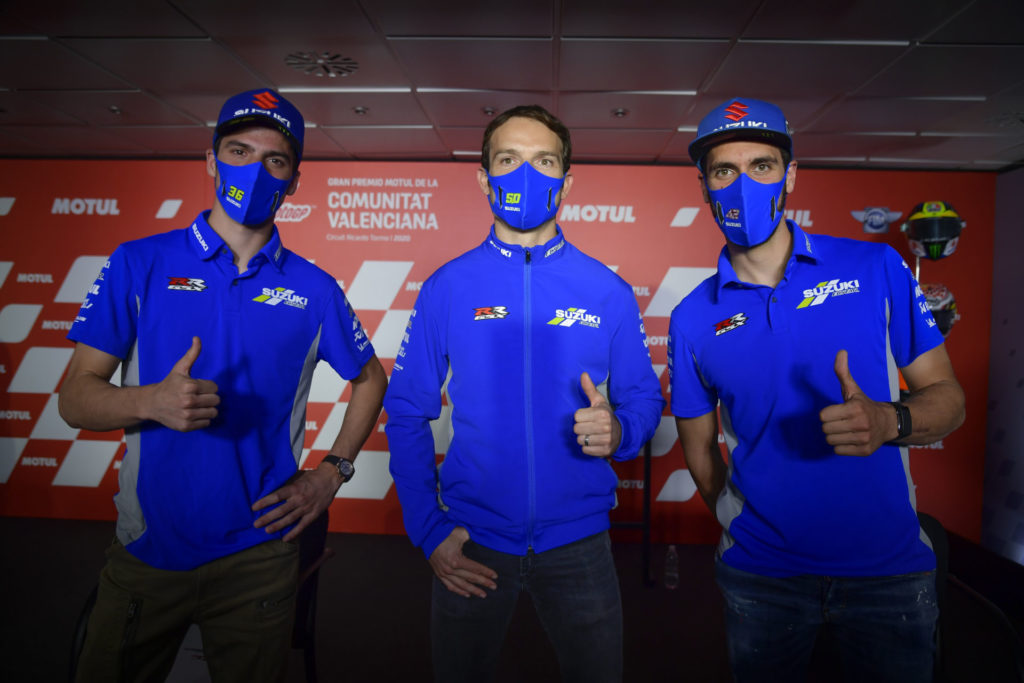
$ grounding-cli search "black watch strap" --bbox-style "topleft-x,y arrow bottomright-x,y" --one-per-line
322,455 -> 355,483
889,402 -> 912,442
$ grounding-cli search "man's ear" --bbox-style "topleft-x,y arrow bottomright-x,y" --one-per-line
558,171 -> 574,203
784,161 -> 798,195
698,172 -> 710,204
206,149 -> 217,179
286,170 -> 301,196
477,167 -> 492,198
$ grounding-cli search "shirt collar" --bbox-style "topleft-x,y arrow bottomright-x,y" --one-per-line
485,224 -> 568,264
188,210 -> 287,272
715,220 -> 822,296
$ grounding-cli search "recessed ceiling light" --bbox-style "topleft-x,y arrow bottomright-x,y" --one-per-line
285,51 -> 359,78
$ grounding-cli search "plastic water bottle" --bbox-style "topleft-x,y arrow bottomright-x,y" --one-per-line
664,544 -> 679,590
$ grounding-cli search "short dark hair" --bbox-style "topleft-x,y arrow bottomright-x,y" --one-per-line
480,105 -> 572,173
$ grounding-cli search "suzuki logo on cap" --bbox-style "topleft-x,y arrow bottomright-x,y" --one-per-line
252,91 -> 280,110
724,102 -> 749,121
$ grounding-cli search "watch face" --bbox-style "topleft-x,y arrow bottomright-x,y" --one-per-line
336,458 -> 355,481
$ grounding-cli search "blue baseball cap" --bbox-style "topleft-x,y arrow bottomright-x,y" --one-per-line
688,97 -> 792,165
214,89 -> 304,164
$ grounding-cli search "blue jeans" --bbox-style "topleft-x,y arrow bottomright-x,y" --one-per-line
431,531 -> 622,683
715,557 -> 938,683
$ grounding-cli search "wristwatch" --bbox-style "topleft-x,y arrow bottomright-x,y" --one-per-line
889,402 -> 912,442
322,455 -> 355,483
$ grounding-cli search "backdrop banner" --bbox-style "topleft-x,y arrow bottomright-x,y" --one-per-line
0,160 -> 993,543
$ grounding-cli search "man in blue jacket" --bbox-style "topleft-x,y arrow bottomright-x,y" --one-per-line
385,105 -> 664,682
59,89 -> 387,681
669,97 -> 965,682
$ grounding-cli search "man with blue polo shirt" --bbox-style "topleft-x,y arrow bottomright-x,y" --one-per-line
669,97 -> 965,682
59,89 -> 386,682
384,105 -> 664,682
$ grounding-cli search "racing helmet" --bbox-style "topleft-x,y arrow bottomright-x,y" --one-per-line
902,201 -> 964,260
920,282 -> 960,337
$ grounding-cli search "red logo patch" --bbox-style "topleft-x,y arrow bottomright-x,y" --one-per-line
724,101 -> 749,122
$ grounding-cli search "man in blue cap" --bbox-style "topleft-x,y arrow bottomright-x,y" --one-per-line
60,89 -> 387,681
668,97 -> 966,682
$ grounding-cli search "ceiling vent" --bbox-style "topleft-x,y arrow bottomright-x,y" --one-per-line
285,51 -> 359,78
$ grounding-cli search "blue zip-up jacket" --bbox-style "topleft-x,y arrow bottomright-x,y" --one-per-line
385,226 -> 664,558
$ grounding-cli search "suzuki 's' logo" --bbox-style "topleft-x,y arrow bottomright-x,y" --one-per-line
724,102 -> 749,121
252,91 -> 280,109
167,277 -> 207,292
473,306 -> 509,320
715,313 -> 747,336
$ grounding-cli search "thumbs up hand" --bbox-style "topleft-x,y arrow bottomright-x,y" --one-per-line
819,349 -> 895,456
574,372 -> 622,457
148,336 -> 220,431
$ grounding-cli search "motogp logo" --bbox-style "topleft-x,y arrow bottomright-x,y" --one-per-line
167,277 -> 207,292
714,313 -> 747,336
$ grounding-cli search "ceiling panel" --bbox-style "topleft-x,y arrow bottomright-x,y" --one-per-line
2,0 -> 204,37
561,0 -> 759,38
570,128 -> 674,158
559,39 -> 729,91
857,45 -> 1024,98
320,126 -> 446,156
368,0 -> 555,36
0,92 -> 85,126
28,91 -> 200,126
219,37 -> 409,89
436,127 -> 488,155
102,126 -> 217,156
805,97 -> 984,134
388,38 -> 555,90
924,0 -> 1024,43
744,0 -> 973,41
418,91 -> 555,127
5,125 -> 152,155
559,92 -> 695,129
0,38 -> 132,90
296,128 -> 353,160
0,0 -> 1021,170
63,38 -> 268,94
283,91 -> 429,126
171,0 -> 379,38
705,42 -> 907,98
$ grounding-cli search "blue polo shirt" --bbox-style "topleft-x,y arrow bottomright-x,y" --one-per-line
668,222 -> 944,577
68,211 -> 374,570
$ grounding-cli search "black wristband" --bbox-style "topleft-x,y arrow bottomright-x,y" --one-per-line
889,402 -> 912,442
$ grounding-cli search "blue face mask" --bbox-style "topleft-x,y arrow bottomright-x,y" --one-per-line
487,162 -> 566,231
707,172 -> 788,247
215,159 -> 291,227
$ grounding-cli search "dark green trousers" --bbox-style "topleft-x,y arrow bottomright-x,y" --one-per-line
75,537 -> 299,683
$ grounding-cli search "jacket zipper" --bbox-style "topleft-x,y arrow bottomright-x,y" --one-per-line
524,249 -> 536,551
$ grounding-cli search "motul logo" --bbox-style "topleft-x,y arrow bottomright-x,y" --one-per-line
252,91 -> 280,109
724,102 -> 749,121
52,198 -> 120,216
277,203 -> 312,223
